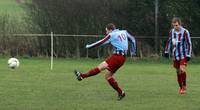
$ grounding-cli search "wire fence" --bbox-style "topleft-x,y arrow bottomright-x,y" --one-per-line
0,33 -> 200,58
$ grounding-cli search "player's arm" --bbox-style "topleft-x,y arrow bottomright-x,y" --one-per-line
127,31 -> 137,56
164,31 -> 172,57
184,30 -> 192,61
86,35 -> 111,49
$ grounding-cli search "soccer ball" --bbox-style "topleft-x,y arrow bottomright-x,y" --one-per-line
8,58 -> 20,69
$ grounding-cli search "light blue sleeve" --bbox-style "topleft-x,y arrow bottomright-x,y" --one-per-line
127,31 -> 136,56
101,39 -> 110,46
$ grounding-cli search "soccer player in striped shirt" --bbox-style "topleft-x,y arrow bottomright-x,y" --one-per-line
74,23 -> 136,100
164,17 -> 192,94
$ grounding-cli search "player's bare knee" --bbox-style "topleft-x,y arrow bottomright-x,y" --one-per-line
180,66 -> 186,73
98,61 -> 108,71
105,71 -> 112,80
180,68 -> 185,73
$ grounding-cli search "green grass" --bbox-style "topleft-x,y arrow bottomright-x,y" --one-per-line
0,0 -> 24,15
0,58 -> 200,110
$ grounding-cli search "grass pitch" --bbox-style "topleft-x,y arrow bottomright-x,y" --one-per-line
0,58 -> 200,110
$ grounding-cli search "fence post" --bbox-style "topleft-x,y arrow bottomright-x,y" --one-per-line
97,48 -> 100,59
155,0 -> 159,54
75,36 -> 80,58
51,32 -> 53,70
86,48 -> 88,58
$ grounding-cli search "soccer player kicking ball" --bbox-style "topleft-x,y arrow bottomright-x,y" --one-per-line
164,17 -> 192,94
74,23 -> 136,100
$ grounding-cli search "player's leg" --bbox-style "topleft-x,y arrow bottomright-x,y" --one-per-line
180,65 -> 187,90
176,69 -> 183,89
105,71 -> 125,100
174,61 -> 182,88
81,61 -> 108,78
176,69 -> 184,94
177,65 -> 187,94
74,61 -> 108,81
174,60 -> 185,94
104,54 -> 126,100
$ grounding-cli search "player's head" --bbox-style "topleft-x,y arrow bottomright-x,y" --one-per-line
172,17 -> 182,31
106,23 -> 116,34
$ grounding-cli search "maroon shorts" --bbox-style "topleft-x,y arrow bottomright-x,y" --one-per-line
173,58 -> 187,69
105,54 -> 126,73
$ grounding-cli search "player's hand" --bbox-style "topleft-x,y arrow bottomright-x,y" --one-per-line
164,53 -> 169,58
86,44 -> 90,49
186,57 -> 190,62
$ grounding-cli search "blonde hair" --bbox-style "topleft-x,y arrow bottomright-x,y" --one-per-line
172,17 -> 182,25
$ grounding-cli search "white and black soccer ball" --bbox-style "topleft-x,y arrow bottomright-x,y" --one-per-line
8,58 -> 20,69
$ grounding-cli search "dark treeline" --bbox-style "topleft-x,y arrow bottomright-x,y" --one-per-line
26,0 -> 200,36
1,0 -> 200,57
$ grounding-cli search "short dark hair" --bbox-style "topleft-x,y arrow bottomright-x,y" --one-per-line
172,17 -> 182,25
106,23 -> 116,30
